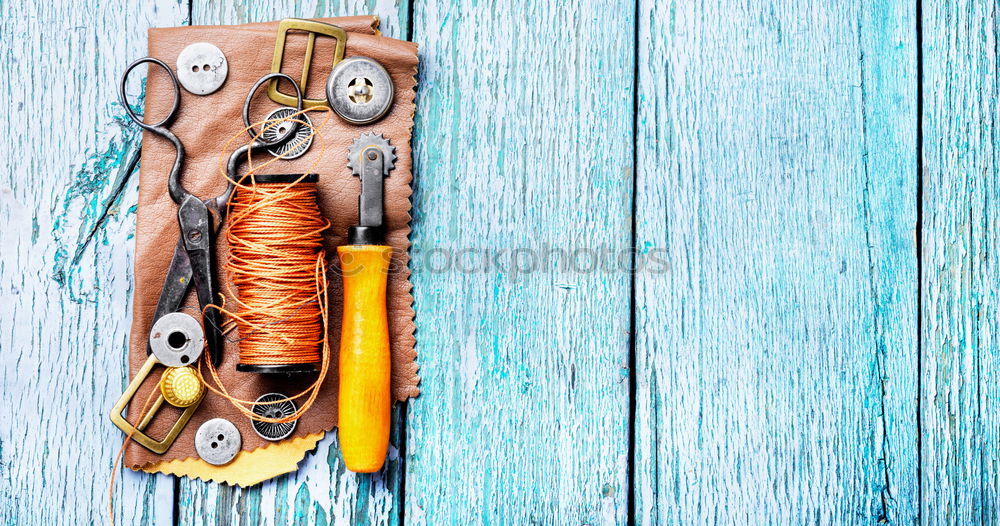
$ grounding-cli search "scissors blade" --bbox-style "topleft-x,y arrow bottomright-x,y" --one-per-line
149,238 -> 194,337
178,196 -> 224,366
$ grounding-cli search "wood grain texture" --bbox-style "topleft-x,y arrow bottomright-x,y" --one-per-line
405,1 -> 634,523
0,1 -> 188,524
920,2 -> 1000,523
176,409 -> 404,526
193,0 -> 409,39
632,0 -> 918,523
175,3 -> 410,526
16,0 -> 1000,523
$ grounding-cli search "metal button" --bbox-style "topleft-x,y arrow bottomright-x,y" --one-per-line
195,418 -> 242,465
176,42 -> 228,96
148,312 -> 204,367
250,393 -> 298,441
262,107 -> 313,159
326,56 -> 394,125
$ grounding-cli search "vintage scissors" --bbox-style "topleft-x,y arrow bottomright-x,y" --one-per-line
119,58 -> 305,365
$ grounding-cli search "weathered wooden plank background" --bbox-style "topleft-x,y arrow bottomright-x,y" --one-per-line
920,1 -> 1000,524
2,0 -> 998,524
1,1 -> 185,525
405,0 -> 633,523
633,0 -> 918,523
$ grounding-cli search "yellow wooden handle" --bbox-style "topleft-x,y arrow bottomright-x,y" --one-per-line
337,244 -> 392,473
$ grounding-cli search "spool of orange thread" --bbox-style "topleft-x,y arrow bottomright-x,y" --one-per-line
227,173 -> 328,374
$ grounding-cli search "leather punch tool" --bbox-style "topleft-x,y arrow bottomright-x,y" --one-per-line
111,57 -> 305,453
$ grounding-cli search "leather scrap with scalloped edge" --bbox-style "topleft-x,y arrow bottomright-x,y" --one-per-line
140,433 -> 326,487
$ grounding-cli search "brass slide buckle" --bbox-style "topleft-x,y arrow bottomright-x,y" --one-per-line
109,312 -> 206,454
269,18 -> 347,108
109,356 -> 203,454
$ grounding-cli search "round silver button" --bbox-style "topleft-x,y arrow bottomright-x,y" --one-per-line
195,418 -> 242,465
250,393 -> 298,441
262,107 -> 313,159
326,56 -> 394,125
176,42 -> 228,96
148,312 -> 204,367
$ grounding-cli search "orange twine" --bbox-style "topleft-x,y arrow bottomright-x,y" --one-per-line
200,106 -> 335,424
226,180 -> 329,366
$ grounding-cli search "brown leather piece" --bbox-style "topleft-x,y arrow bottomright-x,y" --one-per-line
124,16 -> 419,470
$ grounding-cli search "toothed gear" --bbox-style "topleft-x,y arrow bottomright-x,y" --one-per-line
347,132 -> 396,176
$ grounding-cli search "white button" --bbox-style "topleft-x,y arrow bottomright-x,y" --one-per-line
176,43 -> 228,96
195,418 -> 242,465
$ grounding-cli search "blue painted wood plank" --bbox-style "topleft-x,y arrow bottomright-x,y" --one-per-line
920,2 -> 1000,523
176,3 -> 409,526
405,1 -> 635,523
632,0 -> 919,523
0,1 -> 190,524
193,0 -> 410,40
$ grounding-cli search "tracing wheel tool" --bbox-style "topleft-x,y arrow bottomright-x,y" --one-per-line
337,132 -> 397,472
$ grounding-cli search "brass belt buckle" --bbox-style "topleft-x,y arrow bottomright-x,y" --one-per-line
270,18 -> 347,108
109,312 -> 207,454
109,356 -> 204,454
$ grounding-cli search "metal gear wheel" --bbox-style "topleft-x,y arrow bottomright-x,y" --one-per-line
347,132 -> 396,176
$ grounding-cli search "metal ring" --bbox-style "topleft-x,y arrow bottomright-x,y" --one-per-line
243,73 -> 303,145
119,57 -> 181,131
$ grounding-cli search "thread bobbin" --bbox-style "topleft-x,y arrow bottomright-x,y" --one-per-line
233,172 -> 323,375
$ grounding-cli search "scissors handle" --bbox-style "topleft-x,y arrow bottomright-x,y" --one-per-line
243,72 -> 304,144
214,73 -> 306,208
119,57 -> 191,206
119,57 -> 181,130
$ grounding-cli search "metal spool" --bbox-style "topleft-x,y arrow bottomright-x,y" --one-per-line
250,393 -> 298,441
148,312 -> 205,367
